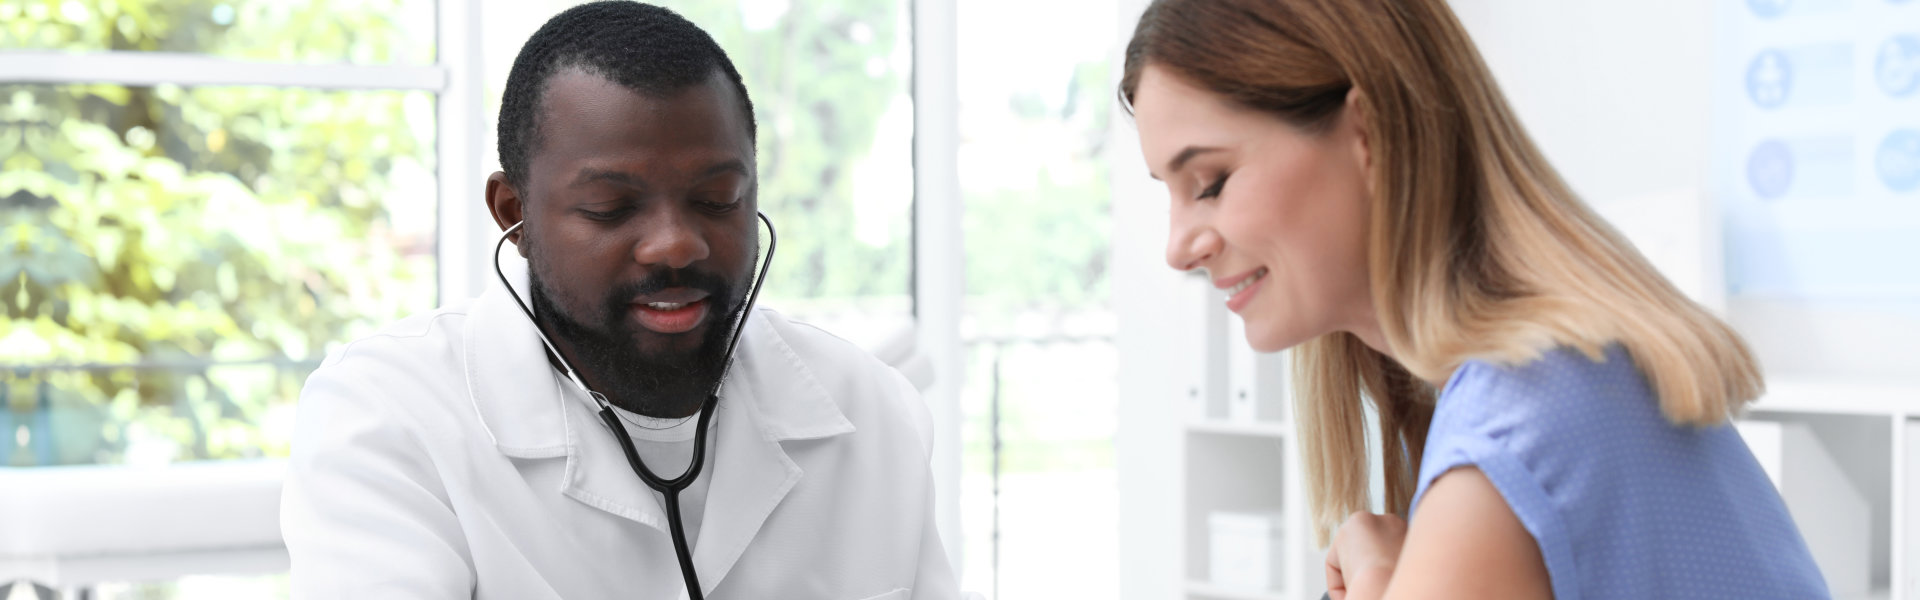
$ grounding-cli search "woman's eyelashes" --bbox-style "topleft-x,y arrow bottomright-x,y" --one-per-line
1195,173 -> 1230,200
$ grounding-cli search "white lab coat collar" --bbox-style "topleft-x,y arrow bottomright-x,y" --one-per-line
462,250 -> 856,596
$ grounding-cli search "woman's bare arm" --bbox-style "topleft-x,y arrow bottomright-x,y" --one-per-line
1384,467 -> 1552,599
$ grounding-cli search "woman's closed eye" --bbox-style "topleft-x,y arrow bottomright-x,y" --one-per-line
1196,173 -> 1230,200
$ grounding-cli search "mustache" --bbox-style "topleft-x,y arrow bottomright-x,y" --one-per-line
605,267 -> 737,309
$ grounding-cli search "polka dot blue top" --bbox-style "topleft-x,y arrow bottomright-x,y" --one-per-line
1411,345 -> 1828,599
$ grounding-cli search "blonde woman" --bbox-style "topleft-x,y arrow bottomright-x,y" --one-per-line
1119,0 -> 1827,598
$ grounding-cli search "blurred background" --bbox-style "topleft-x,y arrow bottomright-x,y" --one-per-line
4,0 -> 1917,599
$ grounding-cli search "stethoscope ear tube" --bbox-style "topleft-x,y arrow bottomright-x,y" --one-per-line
493,212 -> 776,600
494,221 -> 597,400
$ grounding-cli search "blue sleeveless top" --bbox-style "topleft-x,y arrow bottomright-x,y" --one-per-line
1412,345 -> 1828,599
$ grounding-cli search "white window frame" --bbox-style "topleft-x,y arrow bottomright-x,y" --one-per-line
911,0 -> 965,574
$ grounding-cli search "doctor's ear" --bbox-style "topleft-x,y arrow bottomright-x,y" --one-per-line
484,172 -> 530,256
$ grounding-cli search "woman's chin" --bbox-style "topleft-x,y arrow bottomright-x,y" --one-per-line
1242,324 -> 1301,354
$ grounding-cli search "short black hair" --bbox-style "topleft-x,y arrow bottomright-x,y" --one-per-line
497,1 -> 756,188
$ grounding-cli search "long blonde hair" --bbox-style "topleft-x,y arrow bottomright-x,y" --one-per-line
1120,0 -> 1764,544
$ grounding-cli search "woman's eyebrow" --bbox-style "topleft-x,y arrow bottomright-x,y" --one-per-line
1151,145 -> 1224,180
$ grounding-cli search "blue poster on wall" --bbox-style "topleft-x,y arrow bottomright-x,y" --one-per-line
1713,0 -> 1920,300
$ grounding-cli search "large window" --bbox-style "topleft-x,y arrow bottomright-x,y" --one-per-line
3,1 -> 455,597
956,0 -> 1120,597
2,3 -> 442,469
2,82 -> 436,467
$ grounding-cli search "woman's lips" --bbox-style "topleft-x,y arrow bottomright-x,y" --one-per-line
1224,267 -> 1268,313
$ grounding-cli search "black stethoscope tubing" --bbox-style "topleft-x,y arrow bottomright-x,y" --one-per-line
494,212 -> 777,600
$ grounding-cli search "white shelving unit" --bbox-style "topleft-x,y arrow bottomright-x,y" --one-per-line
1160,272 -> 1325,600
1737,378 -> 1920,600
1180,414 -> 1320,600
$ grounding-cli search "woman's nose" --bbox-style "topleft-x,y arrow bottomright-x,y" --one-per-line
1165,204 -> 1220,273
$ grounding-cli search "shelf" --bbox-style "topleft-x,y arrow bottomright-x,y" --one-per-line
1749,377 -> 1920,416
1185,580 -> 1289,600
1188,419 -> 1290,438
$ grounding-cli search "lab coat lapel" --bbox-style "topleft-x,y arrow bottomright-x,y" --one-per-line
463,244 -> 570,459
470,246 -> 674,531
474,248 -> 860,582
691,313 -> 855,596
558,394 -> 674,533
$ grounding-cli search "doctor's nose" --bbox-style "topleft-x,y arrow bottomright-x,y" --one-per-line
1165,206 -> 1221,274
632,208 -> 711,270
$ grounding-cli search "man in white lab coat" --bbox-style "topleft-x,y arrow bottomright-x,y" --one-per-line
279,2 -> 958,598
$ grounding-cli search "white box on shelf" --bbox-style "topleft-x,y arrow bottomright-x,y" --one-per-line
1223,312 -> 1287,424
1208,509 -> 1286,592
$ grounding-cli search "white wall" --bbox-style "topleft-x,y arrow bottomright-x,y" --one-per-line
1453,1 -> 1920,380
1449,0 -> 1716,205
1111,0 -> 1185,595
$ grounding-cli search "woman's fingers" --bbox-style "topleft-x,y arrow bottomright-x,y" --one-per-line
1326,511 -> 1410,600
1326,552 -> 1347,600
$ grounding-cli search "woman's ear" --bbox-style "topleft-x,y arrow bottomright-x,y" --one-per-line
1344,87 -> 1373,189
485,172 -> 531,257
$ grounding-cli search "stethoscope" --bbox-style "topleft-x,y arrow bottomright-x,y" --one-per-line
493,212 -> 776,600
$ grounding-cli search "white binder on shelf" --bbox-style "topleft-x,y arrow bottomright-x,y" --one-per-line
1182,272 -> 1229,421
1223,312 -> 1288,424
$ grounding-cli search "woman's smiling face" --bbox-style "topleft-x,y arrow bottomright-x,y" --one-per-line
1131,64 -> 1377,352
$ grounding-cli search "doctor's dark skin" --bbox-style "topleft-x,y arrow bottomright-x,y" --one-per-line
485,68 -> 759,419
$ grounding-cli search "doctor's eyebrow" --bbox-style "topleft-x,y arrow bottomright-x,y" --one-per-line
568,160 -> 750,189
570,168 -> 645,189
696,159 -> 749,180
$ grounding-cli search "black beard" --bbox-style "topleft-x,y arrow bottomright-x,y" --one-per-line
526,255 -> 751,418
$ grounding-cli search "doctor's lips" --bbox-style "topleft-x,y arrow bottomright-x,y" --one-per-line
630,287 -> 711,334
1216,266 -> 1269,312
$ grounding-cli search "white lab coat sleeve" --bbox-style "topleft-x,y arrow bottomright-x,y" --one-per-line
281,358 -> 475,598
911,478 -> 962,600
881,370 -> 960,599
898,371 -> 936,460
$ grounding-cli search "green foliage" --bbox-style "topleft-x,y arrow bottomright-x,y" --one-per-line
952,53 -> 1118,481
654,0 -> 913,306
963,60 -> 1114,319
0,0 -> 435,64
1,0 -> 435,466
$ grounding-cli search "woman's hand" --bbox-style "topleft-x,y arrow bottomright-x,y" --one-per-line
1325,511 -> 1408,600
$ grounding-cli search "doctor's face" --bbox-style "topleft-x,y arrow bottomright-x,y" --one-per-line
487,69 -> 759,415
1131,64 -> 1375,353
